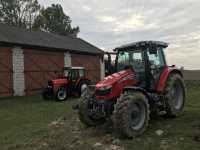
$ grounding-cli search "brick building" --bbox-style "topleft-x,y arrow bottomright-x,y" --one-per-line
0,23 -> 105,97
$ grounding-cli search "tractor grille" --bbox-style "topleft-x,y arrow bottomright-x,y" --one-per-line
95,88 -> 112,96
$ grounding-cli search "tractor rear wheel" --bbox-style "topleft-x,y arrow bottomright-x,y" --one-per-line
78,81 -> 90,97
78,95 -> 105,127
164,74 -> 185,117
113,91 -> 150,138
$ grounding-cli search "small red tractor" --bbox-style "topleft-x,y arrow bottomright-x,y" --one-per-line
43,67 -> 90,101
77,41 -> 185,138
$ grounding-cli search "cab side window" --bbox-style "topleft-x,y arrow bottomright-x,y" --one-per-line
69,70 -> 78,80
79,69 -> 85,77
117,52 -> 130,71
64,70 -> 69,77
147,48 -> 165,67
130,50 -> 145,73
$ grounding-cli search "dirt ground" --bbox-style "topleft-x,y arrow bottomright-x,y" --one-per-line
16,112 -> 200,150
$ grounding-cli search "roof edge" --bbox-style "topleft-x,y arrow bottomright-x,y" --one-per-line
0,41 -> 104,56
78,38 -> 104,53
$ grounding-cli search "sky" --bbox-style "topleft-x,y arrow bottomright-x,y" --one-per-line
38,0 -> 200,70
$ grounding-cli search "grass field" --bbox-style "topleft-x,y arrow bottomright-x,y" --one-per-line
0,86 -> 200,150
0,96 -> 75,150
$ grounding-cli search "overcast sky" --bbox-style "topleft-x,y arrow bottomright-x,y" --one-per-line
38,0 -> 200,70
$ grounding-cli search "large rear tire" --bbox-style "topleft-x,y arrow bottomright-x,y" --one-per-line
78,81 -> 90,97
113,91 -> 150,138
164,74 -> 186,117
78,95 -> 105,127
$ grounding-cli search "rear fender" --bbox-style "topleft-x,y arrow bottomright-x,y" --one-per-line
156,67 -> 183,92
123,86 -> 151,101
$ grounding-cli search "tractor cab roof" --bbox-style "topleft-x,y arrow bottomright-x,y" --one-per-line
114,41 -> 169,51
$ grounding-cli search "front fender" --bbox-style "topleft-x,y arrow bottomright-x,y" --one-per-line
123,86 -> 151,101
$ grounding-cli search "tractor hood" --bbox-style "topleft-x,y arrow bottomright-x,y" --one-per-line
96,69 -> 134,88
51,78 -> 68,85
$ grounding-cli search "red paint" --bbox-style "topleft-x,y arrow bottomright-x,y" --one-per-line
95,66 -> 182,100
52,78 -> 68,93
156,66 -> 181,92
95,69 -> 137,100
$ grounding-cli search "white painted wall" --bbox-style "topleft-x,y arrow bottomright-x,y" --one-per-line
64,52 -> 72,67
12,47 -> 25,96
100,57 -> 105,80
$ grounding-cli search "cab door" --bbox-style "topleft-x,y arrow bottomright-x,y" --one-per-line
68,69 -> 79,91
147,48 -> 166,90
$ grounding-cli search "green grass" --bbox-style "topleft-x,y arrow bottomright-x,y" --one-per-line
0,96 -> 75,150
0,86 -> 200,150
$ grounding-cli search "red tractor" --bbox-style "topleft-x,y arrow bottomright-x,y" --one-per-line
77,41 -> 185,138
43,67 -> 90,101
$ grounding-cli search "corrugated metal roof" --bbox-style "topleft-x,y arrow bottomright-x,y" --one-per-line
0,23 -> 104,55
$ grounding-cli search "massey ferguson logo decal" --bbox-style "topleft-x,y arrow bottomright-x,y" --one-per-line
118,74 -> 135,83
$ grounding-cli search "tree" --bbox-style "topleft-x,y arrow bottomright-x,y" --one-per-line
0,0 -> 40,30
33,4 -> 79,37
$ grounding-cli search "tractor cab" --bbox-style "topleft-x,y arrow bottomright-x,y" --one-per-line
114,41 -> 168,91
64,67 -> 87,91
63,67 -> 86,81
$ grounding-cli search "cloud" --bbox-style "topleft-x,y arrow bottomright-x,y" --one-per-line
38,0 -> 200,69
113,15 -> 144,32
98,16 -> 117,23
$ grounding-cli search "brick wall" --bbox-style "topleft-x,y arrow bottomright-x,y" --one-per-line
24,49 -> 65,95
71,54 -> 101,83
0,47 -> 103,97
0,47 -> 13,97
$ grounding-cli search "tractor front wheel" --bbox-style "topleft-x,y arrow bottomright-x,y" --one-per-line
56,87 -> 68,101
113,91 -> 150,138
164,74 -> 185,117
78,95 -> 105,127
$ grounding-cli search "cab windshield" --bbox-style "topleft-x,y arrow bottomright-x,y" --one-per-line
117,49 -> 145,73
